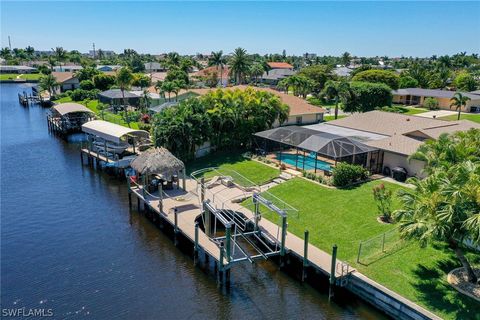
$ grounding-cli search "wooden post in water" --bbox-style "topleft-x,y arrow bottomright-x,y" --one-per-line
174,207 -> 179,246
280,216 -> 287,267
253,195 -> 260,232
218,243 -> 224,285
329,244 -> 338,301
302,230 -> 309,282
158,183 -> 163,213
127,176 -> 132,209
194,221 -> 199,266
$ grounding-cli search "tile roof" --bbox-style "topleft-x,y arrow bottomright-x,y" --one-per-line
267,62 -> 293,69
392,88 -> 480,100
52,72 -> 77,83
192,66 -> 230,79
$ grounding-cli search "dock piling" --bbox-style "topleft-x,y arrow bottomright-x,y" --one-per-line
302,230 -> 309,282
174,207 -> 179,246
329,244 -> 338,301
194,221 -> 199,265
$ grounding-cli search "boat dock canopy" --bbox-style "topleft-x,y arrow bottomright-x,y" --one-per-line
52,103 -> 94,116
82,120 -> 150,143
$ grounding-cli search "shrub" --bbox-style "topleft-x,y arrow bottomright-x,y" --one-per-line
80,80 -> 95,90
137,122 -> 152,132
372,183 -> 393,222
398,75 -> 419,89
69,88 -> 99,101
343,81 -> 393,113
332,163 -> 369,187
423,97 -> 439,110
352,69 -> 399,90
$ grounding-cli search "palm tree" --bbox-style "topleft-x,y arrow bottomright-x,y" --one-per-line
394,161 -> 480,284
52,47 -> 67,71
155,80 -> 164,99
172,79 -> 186,101
116,67 -> 134,125
229,47 -> 251,85
39,74 -> 58,98
209,51 -> 227,87
322,80 -> 350,119
450,92 -> 471,120
341,52 -> 351,66
249,63 -> 265,85
161,81 -> 176,102
47,56 -> 56,72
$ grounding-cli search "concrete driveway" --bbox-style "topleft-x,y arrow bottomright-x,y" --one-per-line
415,110 -> 458,119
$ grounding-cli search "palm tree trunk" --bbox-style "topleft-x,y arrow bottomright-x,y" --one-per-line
457,107 -> 461,121
450,239 -> 478,283
335,97 -> 339,120
219,64 -> 223,87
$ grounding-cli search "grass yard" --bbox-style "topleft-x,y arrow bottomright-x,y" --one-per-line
403,107 -> 429,115
259,178 -> 480,320
186,151 -> 279,186
439,113 -> 480,124
0,73 -> 42,81
323,115 -> 347,122
53,97 -> 140,129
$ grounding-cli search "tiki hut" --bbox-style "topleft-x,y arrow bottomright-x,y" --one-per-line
130,147 -> 186,190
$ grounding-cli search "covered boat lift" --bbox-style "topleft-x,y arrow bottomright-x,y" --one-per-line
47,103 -> 95,136
81,120 -> 151,167
254,126 -> 379,173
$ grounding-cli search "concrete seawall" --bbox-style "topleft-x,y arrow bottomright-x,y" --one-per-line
347,272 -> 442,320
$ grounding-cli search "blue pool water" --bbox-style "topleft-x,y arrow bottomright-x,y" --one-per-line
277,152 -> 332,171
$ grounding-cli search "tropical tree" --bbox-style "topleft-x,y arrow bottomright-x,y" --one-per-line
209,51 -> 227,86
161,81 -> 176,101
341,52 -> 351,66
52,47 -> 67,71
39,74 -> 58,98
454,72 -> 478,91
352,70 -> 399,90
116,67 -> 134,123
249,63 -> 265,85
322,80 -> 351,119
450,92 -> 471,120
394,161 -> 480,284
155,80 -> 164,98
229,47 -> 251,85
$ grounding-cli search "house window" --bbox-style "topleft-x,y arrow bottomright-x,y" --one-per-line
296,116 -> 302,124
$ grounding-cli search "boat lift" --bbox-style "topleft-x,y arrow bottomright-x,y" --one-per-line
191,168 -> 297,272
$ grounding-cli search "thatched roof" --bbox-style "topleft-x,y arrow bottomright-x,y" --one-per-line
130,147 -> 185,179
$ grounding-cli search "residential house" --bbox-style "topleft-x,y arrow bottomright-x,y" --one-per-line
191,66 -> 230,87
145,62 -> 164,73
0,65 -> 37,74
97,65 -> 121,72
52,72 -> 80,92
333,66 -> 353,77
306,111 -> 480,177
53,65 -> 83,72
260,62 -> 295,85
392,88 -> 480,112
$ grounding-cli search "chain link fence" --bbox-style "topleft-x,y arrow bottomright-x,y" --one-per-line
356,227 -> 407,265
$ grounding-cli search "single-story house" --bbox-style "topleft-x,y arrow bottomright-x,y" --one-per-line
53,65 -> 83,72
261,68 -> 296,85
267,62 -> 294,70
392,88 -> 480,113
333,66 -> 353,77
98,89 -> 141,106
0,65 -> 37,74
191,66 -> 230,87
97,65 -> 121,72
52,72 -> 80,92
305,111 -> 480,177
145,62 -> 164,73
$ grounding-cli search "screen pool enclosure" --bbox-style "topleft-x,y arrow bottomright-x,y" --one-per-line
254,126 -> 378,172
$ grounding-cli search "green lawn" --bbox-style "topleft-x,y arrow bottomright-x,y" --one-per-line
53,97 -> 140,129
403,107 -> 429,115
259,178 -> 480,320
439,113 -> 480,124
0,73 -> 41,81
186,151 -> 279,186
323,115 -> 347,122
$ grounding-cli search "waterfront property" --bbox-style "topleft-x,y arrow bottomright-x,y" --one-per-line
304,111 -> 480,178
81,120 -> 150,168
52,72 -> 80,92
392,88 -> 480,112
98,89 -> 141,107
47,102 -> 95,135
0,65 -> 37,74
254,126 -> 379,174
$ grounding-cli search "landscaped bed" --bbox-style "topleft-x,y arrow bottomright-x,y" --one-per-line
259,178 -> 480,320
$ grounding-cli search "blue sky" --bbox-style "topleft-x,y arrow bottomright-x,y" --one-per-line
1,1 -> 479,57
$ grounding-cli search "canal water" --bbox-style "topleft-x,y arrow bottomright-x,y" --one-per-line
1,83 -> 387,319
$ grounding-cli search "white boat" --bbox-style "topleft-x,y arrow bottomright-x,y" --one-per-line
93,140 -> 129,154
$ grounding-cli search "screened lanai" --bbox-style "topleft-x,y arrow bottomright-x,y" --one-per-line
254,126 -> 379,173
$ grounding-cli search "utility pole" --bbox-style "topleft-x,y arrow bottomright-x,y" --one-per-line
92,43 -> 96,59
8,36 -> 12,50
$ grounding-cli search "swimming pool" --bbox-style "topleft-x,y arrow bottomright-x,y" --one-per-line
276,152 -> 332,171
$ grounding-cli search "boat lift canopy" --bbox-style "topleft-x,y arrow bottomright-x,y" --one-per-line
52,103 -> 94,116
82,120 -> 150,144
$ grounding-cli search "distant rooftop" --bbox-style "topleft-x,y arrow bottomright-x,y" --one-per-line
267,62 -> 293,69
393,88 -> 480,100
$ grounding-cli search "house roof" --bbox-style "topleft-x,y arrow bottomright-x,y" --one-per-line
261,68 -> 296,81
327,111 -> 480,155
333,67 -> 353,77
392,88 -> 480,100
52,103 -> 94,116
52,72 -> 77,83
267,62 -> 293,69
98,89 -> 140,99
192,66 -> 230,79
0,65 -> 37,71
82,120 -> 149,144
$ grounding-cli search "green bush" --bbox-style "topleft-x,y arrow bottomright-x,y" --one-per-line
423,97 -> 439,110
352,69 -> 399,90
332,162 -> 369,187
69,89 -> 100,101
80,80 -> 95,91
343,81 -> 393,113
